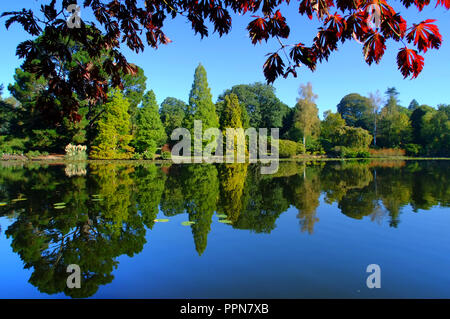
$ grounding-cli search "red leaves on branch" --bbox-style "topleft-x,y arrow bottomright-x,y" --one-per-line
397,47 -> 424,78
263,52 -> 285,83
364,32 -> 386,65
1,0 -> 449,122
406,19 -> 442,53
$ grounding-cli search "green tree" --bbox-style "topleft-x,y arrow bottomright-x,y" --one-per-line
292,83 -> 320,145
134,90 -> 167,153
90,90 -> 134,159
221,93 -> 243,129
122,66 -> 147,131
160,97 -> 186,137
378,104 -> 412,148
217,82 -> 289,129
320,111 -> 347,151
184,64 -> 219,131
336,93 -> 372,128
408,99 -> 420,111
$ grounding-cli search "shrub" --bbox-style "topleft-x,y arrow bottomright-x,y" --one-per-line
0,136 -> 27,154
277,139 -> 297,158
329,146 -> 370,158
25,150 -> 42,159
296,141 -> 305,155
143,150 -> 156,160
405,144 -> 422,156
161,151 -> 172,160
369,148 -> 406,157
131,152 -> 143,160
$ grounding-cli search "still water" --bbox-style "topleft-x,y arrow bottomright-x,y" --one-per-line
0,160 -> 449,298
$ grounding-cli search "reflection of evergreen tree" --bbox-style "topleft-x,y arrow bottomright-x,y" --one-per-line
233,165 -> 289,233
181,165 -> 219,256
217,164 -> 248,222
160,165 -> 186,217
134,164 -> 167,228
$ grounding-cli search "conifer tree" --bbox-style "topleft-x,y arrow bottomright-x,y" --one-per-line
184,64 -> 219,131
221,93 -> 243,129
90,90 -> 134,159
134,90 -> 167,153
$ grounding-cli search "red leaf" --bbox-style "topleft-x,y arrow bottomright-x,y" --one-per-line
406,19 -> 442,53
364,32 -> 386,65
263,52 -> 285,83
397,47 -> 424,79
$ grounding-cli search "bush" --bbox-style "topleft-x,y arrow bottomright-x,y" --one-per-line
277,139 -> 297,158
0,136 -> 27,154
329,146 -> 370,158
405,144 -> 422,156
296,141 -> 305,155
25,150 -> 43,159
132,152 -> 143,160
369,148 -> 406,157
142,140 -> 157,160
143,150 -> 156,160
161,151 -> 172,160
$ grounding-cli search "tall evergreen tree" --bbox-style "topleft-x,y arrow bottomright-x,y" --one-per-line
90,90 -> 134,159
184,64 -> 219,131
221,94 -> 243,129
134,90 -> 167,153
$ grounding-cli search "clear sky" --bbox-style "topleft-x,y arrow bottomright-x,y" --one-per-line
1,0 -> 449,117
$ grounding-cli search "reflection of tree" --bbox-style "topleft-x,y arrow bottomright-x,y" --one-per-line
286,165 -> 321,234
181,165 -> 219,256
233,165 -> 289,233
4,164 -> 147,298
134,164 -> 166,228
160,165 -> 186,217
217,164 -> 248,222
1,160 -> 450,298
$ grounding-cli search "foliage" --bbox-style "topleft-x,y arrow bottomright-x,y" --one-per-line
337,93 -> 373,128
134,90 -> 167,153
90,90 -> 134,159
217,82 -> 289,129
161,151 -> 172,160
184,64 -> 219,131
296,141 -> 306,155
405,143 -> 422,156
277,140 -> 297,158
65,144 -> 88,161
291,83 -> 320,145
2,0 -> 447,125
369,148 -> 406,157
142,140 -> 157,160
160,97 -> 186,137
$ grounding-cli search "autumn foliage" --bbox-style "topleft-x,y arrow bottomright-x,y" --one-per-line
1,0 -> 448,123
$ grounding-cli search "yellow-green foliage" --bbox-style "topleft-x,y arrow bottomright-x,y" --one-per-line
278,139 -> 297,158
90,90 -> 134,159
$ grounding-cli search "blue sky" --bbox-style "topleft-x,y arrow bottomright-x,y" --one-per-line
1,0 -> 449,117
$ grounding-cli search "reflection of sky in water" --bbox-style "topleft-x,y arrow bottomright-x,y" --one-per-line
0,161 -> 449,298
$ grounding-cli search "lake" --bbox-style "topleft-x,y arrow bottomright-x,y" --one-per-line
0,160 -> 449,298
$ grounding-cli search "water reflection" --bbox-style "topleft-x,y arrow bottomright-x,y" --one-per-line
0,160 -> 448,298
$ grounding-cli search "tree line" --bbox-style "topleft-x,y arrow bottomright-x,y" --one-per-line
0,55 -> 449,159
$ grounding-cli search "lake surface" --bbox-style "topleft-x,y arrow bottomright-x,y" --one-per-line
0,160 -> 449,299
